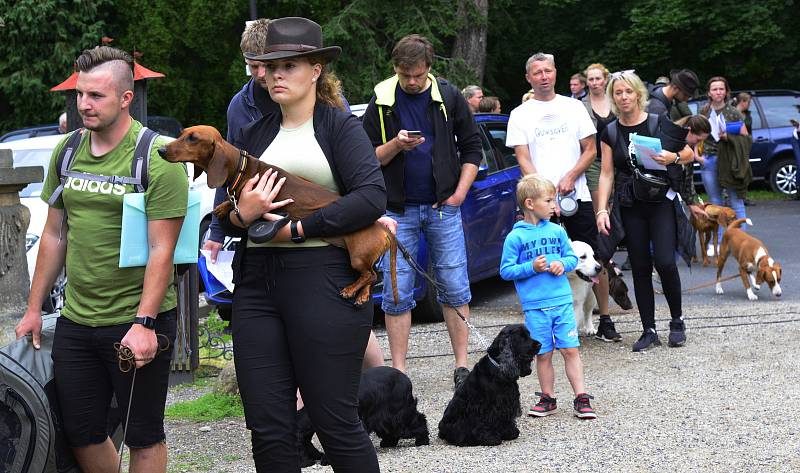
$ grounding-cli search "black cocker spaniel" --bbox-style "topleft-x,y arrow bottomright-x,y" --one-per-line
299,366 -> 429,467
438,324 -> 541,446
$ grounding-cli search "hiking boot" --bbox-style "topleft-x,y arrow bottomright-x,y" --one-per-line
632,328 -> 661,352
668,318 -> 686,347
573,393 -> 597,419
453,367 -> 470,391
528,392 -> 557,417
595,317 -> 622,342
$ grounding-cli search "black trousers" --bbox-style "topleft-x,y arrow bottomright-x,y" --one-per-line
620,199 -> 682,330
232,246 -> 379,473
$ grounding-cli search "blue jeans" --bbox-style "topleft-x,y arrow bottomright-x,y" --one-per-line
700,154 -> 747,243
381,204 -> 471,314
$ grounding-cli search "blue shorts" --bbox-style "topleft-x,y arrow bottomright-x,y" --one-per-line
381,204 -> 471,314
524,303 -> 580,354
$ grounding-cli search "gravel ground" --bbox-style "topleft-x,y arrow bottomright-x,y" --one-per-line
164,293 -> 800,473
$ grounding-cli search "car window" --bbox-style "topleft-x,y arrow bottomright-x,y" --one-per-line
477,127 -> 499,174
688,100 -> 707,115
484,124 -> 517,169
747,101 -> 764,129
758,95 -> 800,128
11,148 -> 52,198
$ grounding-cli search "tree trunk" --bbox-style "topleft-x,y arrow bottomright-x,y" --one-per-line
451,0 -> 489,84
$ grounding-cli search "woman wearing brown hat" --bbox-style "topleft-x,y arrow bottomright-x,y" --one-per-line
217,17 -> 383,472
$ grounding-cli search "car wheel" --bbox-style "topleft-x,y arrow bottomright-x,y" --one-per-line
411,283 -> 444,323
42,268 -> 66,313
769,156 -> 797,195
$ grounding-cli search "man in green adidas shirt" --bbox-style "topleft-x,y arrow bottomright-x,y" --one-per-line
15,46 -> 187,473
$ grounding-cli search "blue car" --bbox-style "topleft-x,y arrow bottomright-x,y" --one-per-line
688,89 -> 800,196
372,113 -> 521,322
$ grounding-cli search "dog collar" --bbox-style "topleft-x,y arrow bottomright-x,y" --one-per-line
486,353 -> 501,368
228,149 -> 248,191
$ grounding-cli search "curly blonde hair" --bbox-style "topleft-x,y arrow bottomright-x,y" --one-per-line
305,54 -> 345,111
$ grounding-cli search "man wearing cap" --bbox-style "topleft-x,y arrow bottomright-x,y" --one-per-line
361,34 -> 482,390
506,52 -> 623,343
648,68 -> 699,121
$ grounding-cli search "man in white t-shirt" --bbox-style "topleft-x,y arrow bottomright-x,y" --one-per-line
506,52 -> 622,343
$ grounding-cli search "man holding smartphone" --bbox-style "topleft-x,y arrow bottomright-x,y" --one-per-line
362,34 -> 482,390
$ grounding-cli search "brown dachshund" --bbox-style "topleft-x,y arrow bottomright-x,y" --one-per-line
158,125 -> 397,306
690,203 -> 736,266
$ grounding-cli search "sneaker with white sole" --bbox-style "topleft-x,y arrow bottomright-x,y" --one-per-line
573,393 -> 597,419
528,392 -> 557,417
595,317 -> 622,342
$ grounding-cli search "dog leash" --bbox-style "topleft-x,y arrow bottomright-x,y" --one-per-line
113,335 -> 170,473
393,239 -> 499,367
654,273 -> 738,294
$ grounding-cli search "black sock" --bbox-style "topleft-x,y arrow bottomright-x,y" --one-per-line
599,314 -> 611,321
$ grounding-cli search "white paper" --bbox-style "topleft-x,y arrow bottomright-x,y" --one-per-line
633,144 -> 667,170
200,250 -> 235,292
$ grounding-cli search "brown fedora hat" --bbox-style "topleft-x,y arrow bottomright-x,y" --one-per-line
248,17 -> 340,63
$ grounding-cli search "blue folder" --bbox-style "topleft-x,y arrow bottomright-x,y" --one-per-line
725,120 -> 744,135
118,190 -> 201,268
630,134 -> 663,167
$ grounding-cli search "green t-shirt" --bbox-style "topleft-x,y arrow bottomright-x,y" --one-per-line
40,120 -> 189,327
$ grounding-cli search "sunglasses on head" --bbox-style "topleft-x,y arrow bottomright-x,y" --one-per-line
610,69 -> 636,79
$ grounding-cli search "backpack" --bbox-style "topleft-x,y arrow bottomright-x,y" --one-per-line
0,314 -> 122,473
47,127 -> 160,206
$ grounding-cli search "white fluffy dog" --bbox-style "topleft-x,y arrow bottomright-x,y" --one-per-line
566,240 -> 602,337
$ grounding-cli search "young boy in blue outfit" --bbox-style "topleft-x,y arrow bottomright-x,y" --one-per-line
499,174 -> 596,419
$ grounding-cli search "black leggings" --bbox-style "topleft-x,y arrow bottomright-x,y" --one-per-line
620,200 -> 682,330
232,246 -> 379,473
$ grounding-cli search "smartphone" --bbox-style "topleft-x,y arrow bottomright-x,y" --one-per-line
406,130 -> 423,137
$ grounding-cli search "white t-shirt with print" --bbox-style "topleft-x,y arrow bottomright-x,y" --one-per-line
506,95 -> 596,201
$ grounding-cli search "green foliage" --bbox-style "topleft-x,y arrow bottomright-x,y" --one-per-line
1,0 -> 798,133
0,0 -> 113,133
165,391 -> 243,421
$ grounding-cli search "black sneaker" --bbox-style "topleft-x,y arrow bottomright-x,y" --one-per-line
632,328 -> 661,352
453,367 -> 470,391
595,317 -> 622,342
668,318 -> 686,347
528,392 -> 557,417
573,393 -> 597,419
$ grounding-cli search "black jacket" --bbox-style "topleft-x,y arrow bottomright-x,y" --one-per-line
361,75 -> 482,212
219,104 -> 387,282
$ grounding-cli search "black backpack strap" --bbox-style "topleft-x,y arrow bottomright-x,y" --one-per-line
646,113 -> 660,136
131,127 -> 159,193
47,130 -> 84,206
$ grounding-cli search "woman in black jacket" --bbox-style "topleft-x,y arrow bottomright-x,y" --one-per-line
218,18 -> 385,472
595,71 -> 694,353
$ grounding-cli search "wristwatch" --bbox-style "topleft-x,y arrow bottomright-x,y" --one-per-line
290,220 -> 306,243
133,316 -> 156,330
673,152 -> 681,164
